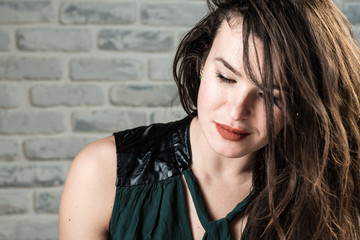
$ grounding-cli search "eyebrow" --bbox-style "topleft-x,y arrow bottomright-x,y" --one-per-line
215,57 -> 242,77
216,57 -> 282,91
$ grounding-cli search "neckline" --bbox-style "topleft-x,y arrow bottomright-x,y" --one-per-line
183,116 -> 254,238
182,168 -> 254,239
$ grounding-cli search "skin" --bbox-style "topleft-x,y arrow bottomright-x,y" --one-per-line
58,18 -> 284,240
59,136 -> 117,239
187,19 -> 283,239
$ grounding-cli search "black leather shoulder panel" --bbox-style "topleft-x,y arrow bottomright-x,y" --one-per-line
113,116 -> 192,187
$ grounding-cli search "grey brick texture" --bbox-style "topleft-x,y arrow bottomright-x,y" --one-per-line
0,85 -> 20,108
0,31 -> 10,51
0,0 -> 358,239
17,28 -> 92,52
0,164 -> 37,187
0,57 -> 62,80
72,110 -> 148,132
31,84 -> 104,107
98,29 -> 174,52
0,163 -> 70,187
0,111 -> 65,134
0,139 -> 17,161
0,1 -> 54,24
141,3 -> 207,26
60,3 -> 136,24
0,216 -> 58,240
150,107 -> 187,123
110,84 -> 178,107
148,58 -> 173,81
343,2 -> 360,25
70,58 -> 143,81
24,138 -> 95,160
355,25 -> 360,39
0,190 -> 32,215
35,189 -> 62,213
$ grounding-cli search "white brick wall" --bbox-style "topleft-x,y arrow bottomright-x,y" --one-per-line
0,0 -> 358,239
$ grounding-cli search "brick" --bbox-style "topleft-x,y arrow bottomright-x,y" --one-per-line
31,84 -> 104,107
35,188 -> 62,213
343,3 -> 360,24
0,111 -> 65,134
70,58 -> 143,81
176,30 -> 189,44
36,163 -> 69,187
0,190 -> 32,215
0,57 -> 61,80
24,137 -> 95,160
141,3 -> 207,26
73,110 -> 147,133
17,28 -> 92,52
98,29 -> 173,52
0,1 -> 54,24
0,164 -> 36,187
0,85 -> 20,108
0,31 -> 10,51
0,163 -> 69,187
150,108 -> 187,123
60,3 -> 136,24
0,216 -> 58,240
334,0 -> 343,10
148,58 -> 172,81
110,84 -> 178,107
0,139 -> 17,161
354,25 -> 360,40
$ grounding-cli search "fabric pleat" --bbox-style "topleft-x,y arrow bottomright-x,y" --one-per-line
183,168 -> 254,240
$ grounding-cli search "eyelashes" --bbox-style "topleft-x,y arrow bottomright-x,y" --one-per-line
216,73 -> 236,84
216,72 -> 282,107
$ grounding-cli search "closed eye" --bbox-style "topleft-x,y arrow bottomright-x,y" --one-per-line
217,73 -> 236,84
258,90 -> 282,107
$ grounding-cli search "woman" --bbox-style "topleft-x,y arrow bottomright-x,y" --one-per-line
59,0 -> 360,239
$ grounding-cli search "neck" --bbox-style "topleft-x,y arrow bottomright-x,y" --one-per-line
189,117 -> 254,184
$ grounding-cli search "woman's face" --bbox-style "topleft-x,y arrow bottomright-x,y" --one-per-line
197,19 -> 284,159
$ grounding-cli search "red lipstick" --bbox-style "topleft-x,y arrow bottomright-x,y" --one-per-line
215,122 -> 250,141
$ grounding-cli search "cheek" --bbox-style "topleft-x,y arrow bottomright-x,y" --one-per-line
197,81 -> 208,112
197,79 -> 221,112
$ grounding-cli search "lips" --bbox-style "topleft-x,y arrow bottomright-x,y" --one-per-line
215,122 -> 250,141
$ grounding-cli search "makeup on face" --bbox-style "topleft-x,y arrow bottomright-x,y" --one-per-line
214,122 -> 251,141
195,19 -> 284,159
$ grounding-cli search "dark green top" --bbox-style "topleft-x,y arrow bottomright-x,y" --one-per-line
110,117 -> 253,239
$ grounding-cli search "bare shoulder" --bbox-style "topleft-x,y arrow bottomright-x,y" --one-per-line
59,136 -> 117,240
73,135 -> 117,170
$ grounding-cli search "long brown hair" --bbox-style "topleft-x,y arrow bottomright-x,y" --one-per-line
173,0 -> 360,239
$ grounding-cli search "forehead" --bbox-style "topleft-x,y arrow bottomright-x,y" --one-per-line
209,19 -> 265,75
211,19 -> 244,58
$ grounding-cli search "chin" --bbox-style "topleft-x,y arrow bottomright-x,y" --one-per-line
214,145 -> 248,159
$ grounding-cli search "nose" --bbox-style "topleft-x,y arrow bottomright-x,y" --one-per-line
229,87 -> 256,121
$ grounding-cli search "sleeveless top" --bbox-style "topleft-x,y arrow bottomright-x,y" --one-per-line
110,116 -> 254,240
